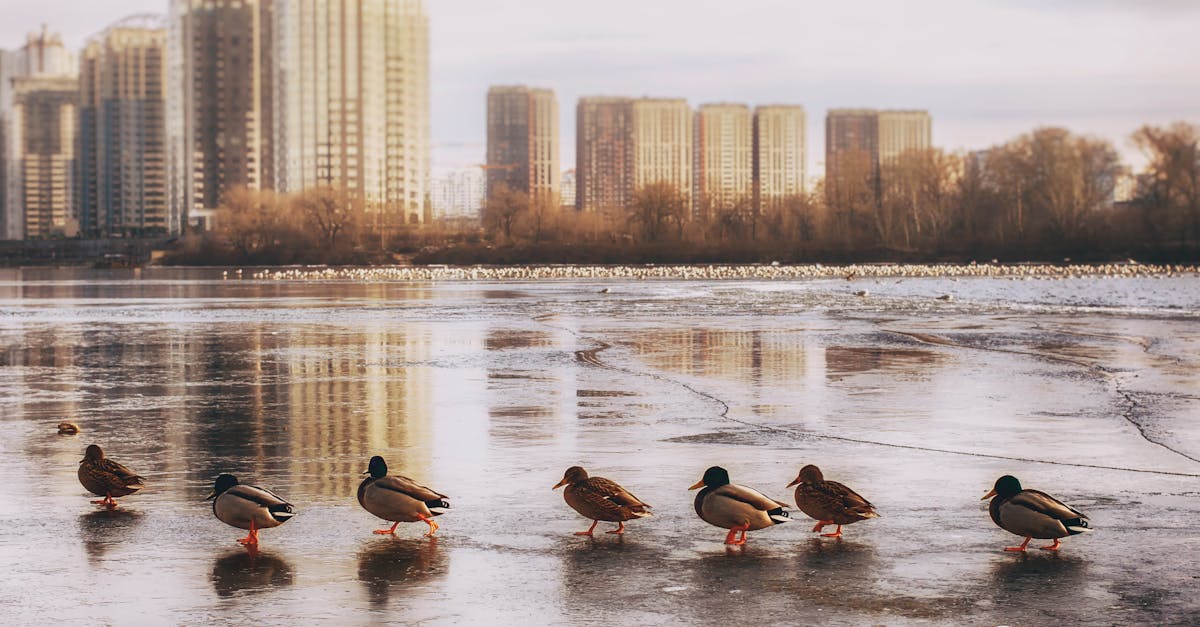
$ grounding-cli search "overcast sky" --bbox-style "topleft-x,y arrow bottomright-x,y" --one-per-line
3,0 -> 1198,173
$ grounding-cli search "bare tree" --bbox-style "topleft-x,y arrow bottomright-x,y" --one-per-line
296,186 -> 361,251
1132,122 -> 1200,246
218,187 -> 293,257
483,183 -> 529,243
629,182 -> 686,243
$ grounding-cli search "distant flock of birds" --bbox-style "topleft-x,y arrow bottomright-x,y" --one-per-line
76,439 -> 1093,553
251,261 -> 1194,283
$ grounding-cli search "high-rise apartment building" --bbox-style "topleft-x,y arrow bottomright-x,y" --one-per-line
753,105 -> 806,209
825,109 -> 878,198
1,27 -> 75,239
877,110 -> 932,165
79,16 -> 168,237
695,103 -> 752,216
825,108 -> 930,199
430,167 -> 485,220
486,85 -> 559,200
560,169 -> 576,208
9,76 -> 79,238
575,96 -> 633,218
274,0 -> 430,226
167,0 -> 275,233
631,98 -> 692,214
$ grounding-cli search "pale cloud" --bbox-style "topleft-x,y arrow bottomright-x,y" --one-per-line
3,0 -> 1196,171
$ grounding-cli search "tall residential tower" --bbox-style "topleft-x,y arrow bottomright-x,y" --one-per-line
753,105 -> 806,209
78,16 -> 168,237
486,85 -> 560,201
274,0 -> 430,225
695,103 -> 752,217
575,96 -> 633,218
167,0 -> 275,232
1,27 -> 75,239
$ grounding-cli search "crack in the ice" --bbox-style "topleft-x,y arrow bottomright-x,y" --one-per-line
887,329 -> 1200,467
535,315 -> 1200,479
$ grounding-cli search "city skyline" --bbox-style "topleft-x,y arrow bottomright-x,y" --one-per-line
1,1 -> 1195,175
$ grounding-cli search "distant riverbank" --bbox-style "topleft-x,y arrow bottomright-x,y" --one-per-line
252,261 -> 1198,282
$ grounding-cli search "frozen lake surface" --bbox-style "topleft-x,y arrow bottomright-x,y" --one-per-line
0,267 -> 1198,624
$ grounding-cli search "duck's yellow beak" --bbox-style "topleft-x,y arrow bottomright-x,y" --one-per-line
786,478 -> 799,488
552,478 -> 568,490
981,489 -> 997,500
205,491 -> 217,501
688,480 -> 705,490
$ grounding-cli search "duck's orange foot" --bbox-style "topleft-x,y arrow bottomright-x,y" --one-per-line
237,537 -> 258,546
606,522 -> 626,535
418,515 -> 439,537
811,520 -> 831,533
374,521 -> 401,535
575,520 -> 599,536
1039,539 -> 1062,551
820,524 -> 843,538
1004,537 -> 1031,552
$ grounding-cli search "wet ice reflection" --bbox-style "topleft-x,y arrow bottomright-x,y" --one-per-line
0,269 -> 1198,623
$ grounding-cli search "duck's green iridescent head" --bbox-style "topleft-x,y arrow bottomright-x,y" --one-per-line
982,474 -> 1022,500
690,466 -> 731,490
367,456 -> 388,479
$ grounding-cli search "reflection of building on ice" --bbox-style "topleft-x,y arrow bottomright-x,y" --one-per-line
627,328 -> 813,416
285,323 -> 433,498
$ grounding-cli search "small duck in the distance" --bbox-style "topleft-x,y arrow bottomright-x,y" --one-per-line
982,475 -> 1091,552
357,456 -> 449,537
207,474 -> 295,547
78,444 -> 144,509
58,422 -> 80,435
787,464 -> 880,538
690,466 -> 791,545
553,466 -> 652,536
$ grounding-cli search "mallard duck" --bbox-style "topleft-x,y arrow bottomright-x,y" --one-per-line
78,444 -> 144,508
357,456 -> 449,537
689,466 -> 791,545
786,464 -> 879,538
58,422 -> 80,435
552,466 -> 652,535
982,475 -> 1092,552
207,474 -> 295,546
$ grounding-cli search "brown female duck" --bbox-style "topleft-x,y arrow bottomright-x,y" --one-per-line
553,466 -> 652,535
78,444 -> 144,508
786,464 -> 879,538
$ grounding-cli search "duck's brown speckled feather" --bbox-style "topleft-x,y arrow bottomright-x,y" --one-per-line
794,479 -> 878,525
78,457 -> 144,498
564,476 -> 652,523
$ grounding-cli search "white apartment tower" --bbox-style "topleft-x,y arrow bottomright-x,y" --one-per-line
753,105 -> 806,209
631,98 -> 692,213
877,110 -> 932,165
274,0 -> 430,225
695,103 -> 753,216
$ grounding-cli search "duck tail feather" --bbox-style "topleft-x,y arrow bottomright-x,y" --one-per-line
426,499 -> 450,514
1065,517 -> 1091,534
768,507 -> 791,524
269,503 -> 295,522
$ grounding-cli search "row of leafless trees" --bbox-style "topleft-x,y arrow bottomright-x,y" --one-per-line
473,123 -> 1198,261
